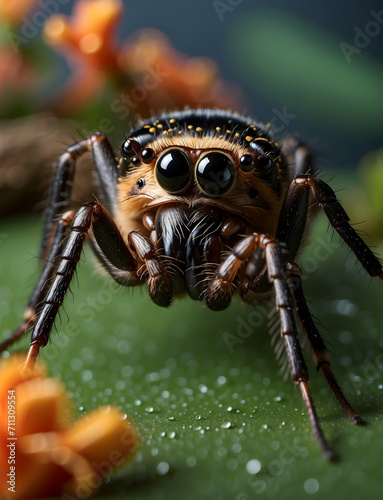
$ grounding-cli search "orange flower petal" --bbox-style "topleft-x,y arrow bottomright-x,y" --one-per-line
0,356 -> 140,499
65,406 -> 139,471
15,377 -> 72,435
0,355 -> 44,425
44,0 -> 123,72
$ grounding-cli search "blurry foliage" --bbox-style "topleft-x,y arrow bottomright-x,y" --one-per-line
228,8 -> 383,136
347,148 -> 383,243
0,0 -> 243,128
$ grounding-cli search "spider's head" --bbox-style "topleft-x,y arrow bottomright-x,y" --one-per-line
118,109 -> 290,234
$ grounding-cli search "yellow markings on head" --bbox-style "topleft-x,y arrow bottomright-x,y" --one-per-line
132,134 -> 247,160
196,127 -> 202,132
245,135 -> 253,142
157,123 -> 163,128
169,118 -> 176,124
149,127 -> 156,133
144,125 -> 151,129
216,127 -> 221,132
226,130 -> 232,135
254,137 -> 270,142
187,125 -> 193,130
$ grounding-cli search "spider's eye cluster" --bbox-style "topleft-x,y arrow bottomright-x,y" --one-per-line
122,135 -> 276,196
248,139 -> 276,174
155,149 -> 235,197
238,139 -> 277,175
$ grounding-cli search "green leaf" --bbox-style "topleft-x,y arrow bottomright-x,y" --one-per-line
1,174 -> 383,499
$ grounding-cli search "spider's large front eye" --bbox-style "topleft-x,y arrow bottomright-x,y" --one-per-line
156,149 -> 191,193
196,152 -> 235,196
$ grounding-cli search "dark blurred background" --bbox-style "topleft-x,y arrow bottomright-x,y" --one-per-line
50,0 -> 383,168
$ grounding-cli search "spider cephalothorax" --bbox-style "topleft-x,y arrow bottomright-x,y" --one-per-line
116,110 -> 290,308
1,108 -> 382,460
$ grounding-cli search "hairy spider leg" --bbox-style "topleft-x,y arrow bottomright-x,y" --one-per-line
0,211 -> 73,352
275,173 -> 383,422
293,175 -> 383,279
24,201 -> 173,369
289,264 -> 365,425
205,233 -> 335,460
1,133 -> 119,354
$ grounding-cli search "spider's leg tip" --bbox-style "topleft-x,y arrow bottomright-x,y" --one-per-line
324,449 -> 338,462
352,415 -> 367,426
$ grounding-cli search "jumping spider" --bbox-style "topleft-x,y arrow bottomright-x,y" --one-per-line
2,108 -> 382,459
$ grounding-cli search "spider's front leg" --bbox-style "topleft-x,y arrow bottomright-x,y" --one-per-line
288,262 -> 365,425
0,211 -> 74,352
1,132 -> 118,353
25,202 -> 173,368
275,174 -> 375,425
294,175 -> 383,279
205,234 -> 335,460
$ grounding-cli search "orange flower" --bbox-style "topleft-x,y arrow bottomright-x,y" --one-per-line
0,356 -> 139,499
44,0 -> 123,73
118,29 -> 243,113
42,0 -> 244,117
0,0 -> 39,27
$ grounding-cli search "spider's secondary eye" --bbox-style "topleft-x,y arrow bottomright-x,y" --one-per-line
240,154 -> 255,172
136,178 -> 145,188
122,139 -> 134,158
249,188 -> 258,200
250,139 -> 275,173
156,149 -> 191,193
258,155 -> 273,170
196,152 -> 235,196
141,148 -> 155,164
